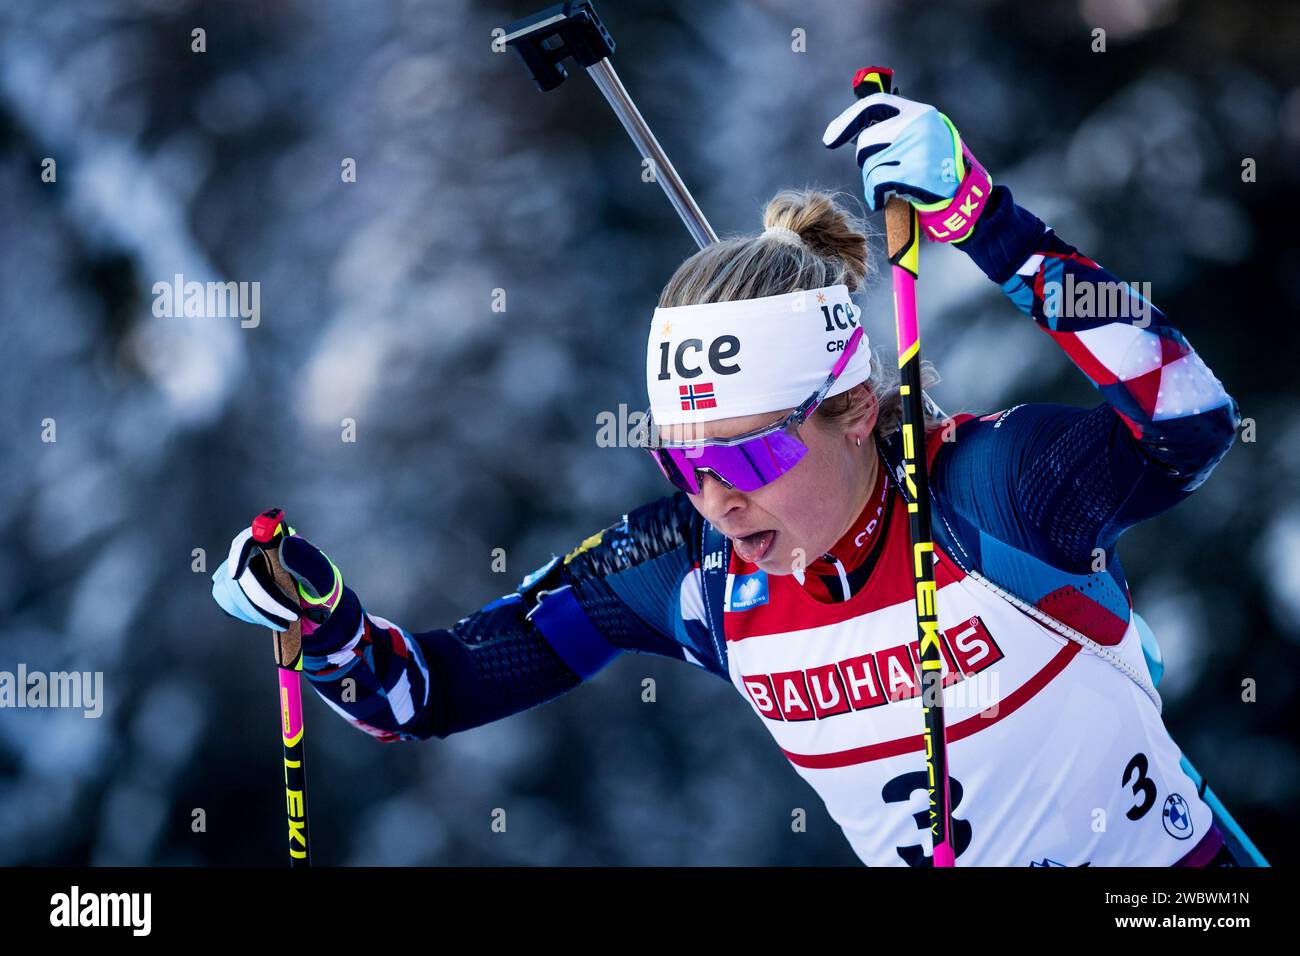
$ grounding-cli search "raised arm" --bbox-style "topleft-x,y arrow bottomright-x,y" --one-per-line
936,184 -> 1239,559
822,88 -> 1239,574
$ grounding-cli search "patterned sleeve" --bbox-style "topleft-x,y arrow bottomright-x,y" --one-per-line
296,491 -> 720,742
929,186 -> 1240,640
970,187 -> 1240,485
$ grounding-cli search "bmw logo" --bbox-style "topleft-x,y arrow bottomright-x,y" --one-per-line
1162,793 -> 1193,840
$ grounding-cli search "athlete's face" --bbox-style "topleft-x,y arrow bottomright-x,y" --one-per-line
664,386 -> 879,575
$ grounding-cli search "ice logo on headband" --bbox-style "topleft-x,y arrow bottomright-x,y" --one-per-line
645,284 -> 871,426
815,290 -> 860,336
652,331 -> 742,385
650,297 -> 858,385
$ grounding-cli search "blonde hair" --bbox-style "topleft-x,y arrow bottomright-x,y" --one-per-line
657,188 -> 940,439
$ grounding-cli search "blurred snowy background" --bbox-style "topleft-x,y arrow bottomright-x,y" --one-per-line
1,0 -> 1297,864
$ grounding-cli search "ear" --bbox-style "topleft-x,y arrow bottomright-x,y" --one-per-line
847,383 -> 879,444
862,385 -> 880,433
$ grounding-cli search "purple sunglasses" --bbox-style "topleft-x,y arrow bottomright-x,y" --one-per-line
646,326 -> 865,495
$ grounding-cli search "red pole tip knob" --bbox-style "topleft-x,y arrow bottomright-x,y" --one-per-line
852,66 -> 894,98
251,508 -> 287,544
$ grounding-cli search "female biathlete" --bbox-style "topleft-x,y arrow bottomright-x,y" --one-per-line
213,89 -> 1244,866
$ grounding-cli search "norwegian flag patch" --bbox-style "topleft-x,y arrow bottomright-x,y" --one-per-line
679,382 -> 717,411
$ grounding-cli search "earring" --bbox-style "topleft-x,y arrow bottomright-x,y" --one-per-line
856,437 -> 862,447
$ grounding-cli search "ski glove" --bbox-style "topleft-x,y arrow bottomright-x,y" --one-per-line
822,92 -> 992,243
211,522 -> 343,634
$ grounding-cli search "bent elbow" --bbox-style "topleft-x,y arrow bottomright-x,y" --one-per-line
1147,398 -> 1240,490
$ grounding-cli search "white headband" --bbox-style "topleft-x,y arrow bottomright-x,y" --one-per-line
646,284 -> 872,425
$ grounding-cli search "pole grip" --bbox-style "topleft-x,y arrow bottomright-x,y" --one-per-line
884,197 -> 916,265
249,507 -> 311,866
251,508 -> 303,669
851,66 -> 915,263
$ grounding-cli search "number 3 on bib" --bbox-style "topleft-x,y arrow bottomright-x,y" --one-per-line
883,769 -> 973,866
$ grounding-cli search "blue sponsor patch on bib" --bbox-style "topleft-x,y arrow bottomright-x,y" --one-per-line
727,571 -> 769,611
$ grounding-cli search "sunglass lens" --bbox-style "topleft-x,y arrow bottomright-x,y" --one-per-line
646,430 -> 809,494
648,448 -> 699,494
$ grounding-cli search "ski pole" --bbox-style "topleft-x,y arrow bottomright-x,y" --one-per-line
250,507 -> 311,866
852,66 -> 955,866
503,0 -> 718,250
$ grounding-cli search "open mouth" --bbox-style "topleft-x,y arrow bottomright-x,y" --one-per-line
731,529 -> 776,564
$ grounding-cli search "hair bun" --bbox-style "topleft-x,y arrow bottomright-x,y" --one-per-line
761,189 -> 870,291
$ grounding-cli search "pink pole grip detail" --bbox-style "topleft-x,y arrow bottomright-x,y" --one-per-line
917,146 -> 992,243
892,269 -> 918,354
932,755 -> 956,866
278,668 -> 305,743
